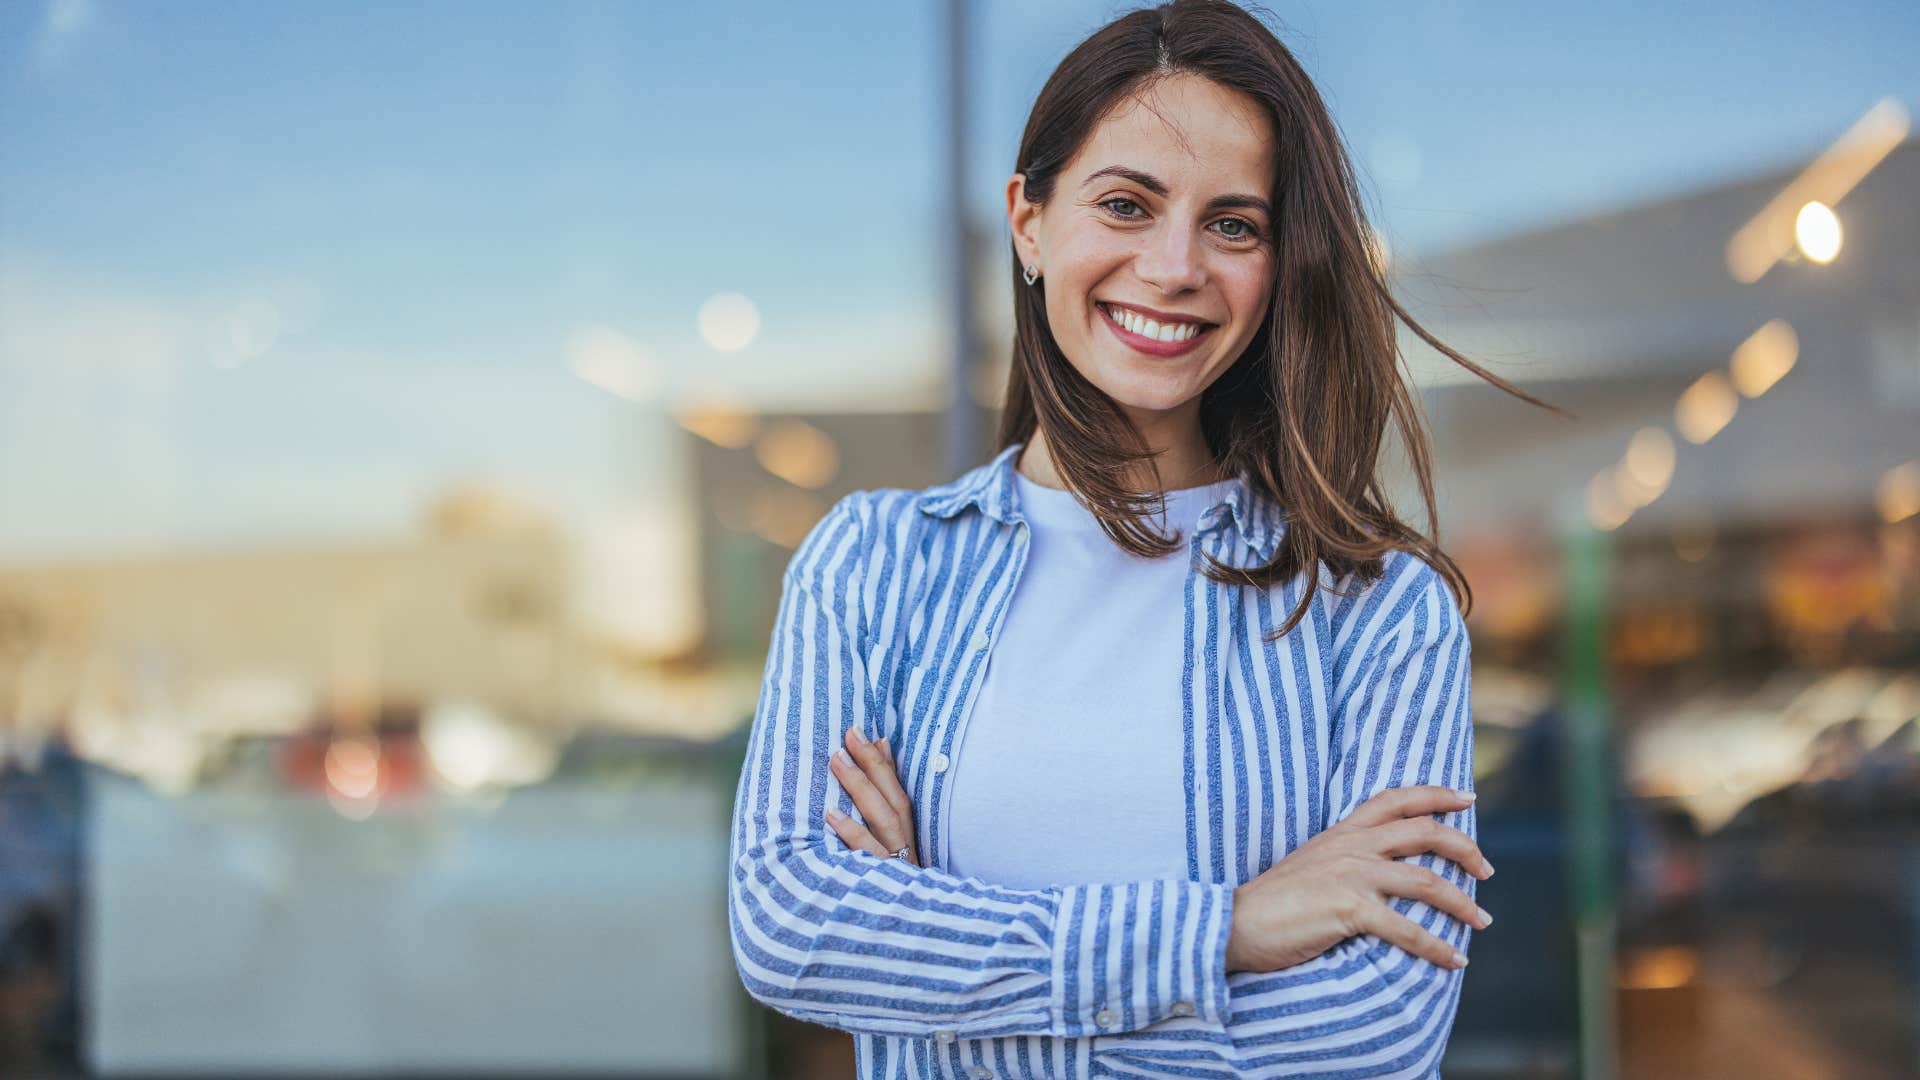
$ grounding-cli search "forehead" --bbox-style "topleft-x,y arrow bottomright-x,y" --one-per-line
1070,73 -> 1276,196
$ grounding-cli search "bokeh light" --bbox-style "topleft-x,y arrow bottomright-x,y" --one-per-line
1675,370 -> 1739,444
1794,201 -> 1843,264
1730,319 -> 1800,397
698,292 -> 761,352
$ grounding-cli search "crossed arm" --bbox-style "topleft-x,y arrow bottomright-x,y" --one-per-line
727,492 -> 1479,1075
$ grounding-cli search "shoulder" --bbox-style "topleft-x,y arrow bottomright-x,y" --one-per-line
1386,551 -> 1468,653
1335,548 -> 1469,658
1379,548 -> 1462,608
783,484 -> 940,585
848,449 -> 1015,547
784,491 -> 871,590
785,444 -> 1017,587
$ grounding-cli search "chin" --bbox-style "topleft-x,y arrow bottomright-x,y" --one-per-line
1093,370 -> 1207,414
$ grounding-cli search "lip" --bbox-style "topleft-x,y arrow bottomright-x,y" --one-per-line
1097,302 -> 1216,358
1102,300 -> 1214,325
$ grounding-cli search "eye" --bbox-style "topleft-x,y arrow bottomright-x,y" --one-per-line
1212,217 -> 1262,243
1098,197 -> 1145,219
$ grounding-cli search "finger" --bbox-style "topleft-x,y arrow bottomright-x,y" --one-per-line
1353,901 -> 1470,970
1376,861 -> 1491,931
1341,785 -> 1476,830
825,806 -> 890,859
849,731 -> 914,823
1375,816 -> 1494,879
829,746 -> 894,830
830,748 -> 908,851
828,804 -> 919,866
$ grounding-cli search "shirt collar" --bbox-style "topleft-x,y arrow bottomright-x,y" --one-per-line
916,440 -> 1283,561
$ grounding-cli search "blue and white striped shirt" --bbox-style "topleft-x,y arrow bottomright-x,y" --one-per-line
729,441 -> 1478,1079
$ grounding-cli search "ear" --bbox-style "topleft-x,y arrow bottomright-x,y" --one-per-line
1005,172 -> 1043,270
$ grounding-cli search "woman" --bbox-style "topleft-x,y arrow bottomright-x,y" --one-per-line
730,2 -> 1552,1076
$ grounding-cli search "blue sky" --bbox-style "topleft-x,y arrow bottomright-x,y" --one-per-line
2,0 -> 1917,563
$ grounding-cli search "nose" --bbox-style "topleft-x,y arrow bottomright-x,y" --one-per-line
1132,220 -> 1206,295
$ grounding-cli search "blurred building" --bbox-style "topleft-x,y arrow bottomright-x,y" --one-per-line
0,485 -> 751,1076
1401,131 -> 1920,1077
1407,135 -> 1917,540
684,411 -> 950,662
0,481 -> 745,791
1402,131 -> 1919,782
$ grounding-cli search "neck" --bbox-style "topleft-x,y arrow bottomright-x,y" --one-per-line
1017,421 -> 1226,495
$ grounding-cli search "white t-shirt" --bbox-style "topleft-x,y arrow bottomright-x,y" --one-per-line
943,466 -> 1240,889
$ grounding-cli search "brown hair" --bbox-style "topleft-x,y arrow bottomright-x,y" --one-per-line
997,0 -> 1562,641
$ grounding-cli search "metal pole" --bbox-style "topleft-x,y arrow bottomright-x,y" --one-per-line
943,0 -> 978,479
1562,522 -> 1618,1080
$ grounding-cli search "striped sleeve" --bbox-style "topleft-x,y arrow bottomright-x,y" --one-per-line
728,491 -> 1238,1041
1120,555 -> 1476,1078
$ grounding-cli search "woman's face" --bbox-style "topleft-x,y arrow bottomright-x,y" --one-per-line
1008,72 -> 1278,427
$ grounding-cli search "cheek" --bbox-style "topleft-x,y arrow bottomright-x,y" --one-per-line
1226,260 -> 1276,327
1048,223 -> 1132,292
1042,288 -> 1091,347
1045,254 -> 1125,344
1040,246 -> 1109,328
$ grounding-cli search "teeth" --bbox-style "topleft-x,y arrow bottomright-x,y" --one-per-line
1105,303 -> 1202,342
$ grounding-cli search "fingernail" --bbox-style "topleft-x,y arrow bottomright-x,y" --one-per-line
1455,790 -> 1477,802
1475,906 -> 1493,928
849,727 -> 869,746
1451,950 -> 1469,967
1480,859 -> 1496,878
835,748 -> 851,765
826,807 -> 845,823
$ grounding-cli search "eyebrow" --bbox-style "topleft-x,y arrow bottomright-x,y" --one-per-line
1082,165 -> 1272,217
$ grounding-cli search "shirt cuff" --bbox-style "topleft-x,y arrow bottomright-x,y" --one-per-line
1051,878 -> 1234,1036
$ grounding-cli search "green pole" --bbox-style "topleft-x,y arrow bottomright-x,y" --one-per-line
1562,521 -> 1618,1080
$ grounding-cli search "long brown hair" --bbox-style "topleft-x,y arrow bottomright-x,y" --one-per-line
996,0 -> 1562,641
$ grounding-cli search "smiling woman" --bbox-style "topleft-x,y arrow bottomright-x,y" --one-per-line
728,2 -> 1555,1078
1010,77 -> 1277,420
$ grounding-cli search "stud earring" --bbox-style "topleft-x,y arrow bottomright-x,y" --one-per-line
1023,263 -> 1040,286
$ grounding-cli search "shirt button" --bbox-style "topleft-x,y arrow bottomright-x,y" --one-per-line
1094,1008 -> 1118,1028
1170,1000 -> 1196,1016
970,1068 -> 994,1079
931,752 -> 951,774
934,1029 -> 956,1044
970,631 -> 990,652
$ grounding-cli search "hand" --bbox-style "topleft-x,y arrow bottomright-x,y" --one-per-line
1226,786 -> 1492,974
825,726 -> 920,867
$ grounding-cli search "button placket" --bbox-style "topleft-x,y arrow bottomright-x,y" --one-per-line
933,520 -> 1030,871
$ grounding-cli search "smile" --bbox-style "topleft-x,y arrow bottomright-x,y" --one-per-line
1097,302 -> 1216,358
